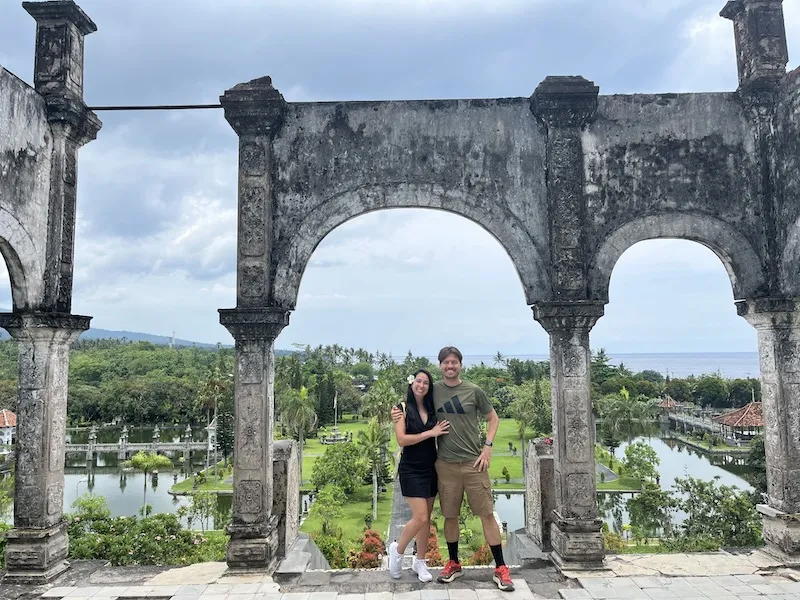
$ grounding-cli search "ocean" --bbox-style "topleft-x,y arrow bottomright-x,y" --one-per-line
405,352 -> 761,379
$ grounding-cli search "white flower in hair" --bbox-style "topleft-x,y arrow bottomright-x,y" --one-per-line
407,374 -> 415,384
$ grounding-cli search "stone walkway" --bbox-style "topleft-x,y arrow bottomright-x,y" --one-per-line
1,551 -> 799,600
17,571 -> 800,600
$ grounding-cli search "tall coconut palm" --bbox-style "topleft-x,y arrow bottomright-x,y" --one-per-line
280,386 -> 317,482
358,417 -> 394,521
126,451 -> 173,516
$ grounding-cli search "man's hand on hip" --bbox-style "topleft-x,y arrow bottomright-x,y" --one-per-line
473,445 -> 492,472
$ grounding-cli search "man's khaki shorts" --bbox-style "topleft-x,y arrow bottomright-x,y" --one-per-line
435,458 -> 494,518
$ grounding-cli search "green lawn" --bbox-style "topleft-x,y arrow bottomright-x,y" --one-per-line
670,432 -> 747,454
597,476 -> 642,492
170,462 -> 232,495
300,484 -> 394,546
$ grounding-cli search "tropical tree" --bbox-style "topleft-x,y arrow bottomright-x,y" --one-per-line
311,443 -> 368,495
126,451 -> 173,515
626,483 -> 676,543
623,442 -> 660,484
360,379 -> 400,426
358,417 -> 394,521
599,387 -> 656,440
493,351 -> 506,367
280,386 -> 317,482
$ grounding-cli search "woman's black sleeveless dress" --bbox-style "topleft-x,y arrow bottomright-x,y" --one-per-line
397,402 -> 438,498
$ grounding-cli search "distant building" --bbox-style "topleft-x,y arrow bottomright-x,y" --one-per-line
0,409 -> 16,449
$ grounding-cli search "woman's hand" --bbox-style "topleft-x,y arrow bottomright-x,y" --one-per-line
430,420 -> 450,437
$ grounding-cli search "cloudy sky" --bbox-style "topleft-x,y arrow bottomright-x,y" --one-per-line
1,0 -> 798,356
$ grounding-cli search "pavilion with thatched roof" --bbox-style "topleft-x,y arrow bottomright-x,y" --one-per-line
713,401 -> 764,441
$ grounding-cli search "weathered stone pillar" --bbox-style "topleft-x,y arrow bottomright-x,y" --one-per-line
531,76 -> 598,301
721,0 -> 788,94
0,313 -> 90,583
738,298 -> 800,558
272,440 -> 300,558
533,302 -> 605,569
525,439 -> 555,551
220,308 -> 289,570
219,74 -> 290,570
23,1 -> 101,314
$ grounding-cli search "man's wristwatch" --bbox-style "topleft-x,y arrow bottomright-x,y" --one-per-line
484,441 -> 493,447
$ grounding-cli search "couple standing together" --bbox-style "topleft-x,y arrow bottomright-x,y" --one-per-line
388,346 -> 514,592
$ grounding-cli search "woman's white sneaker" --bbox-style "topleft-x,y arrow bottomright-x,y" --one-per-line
388,542 -> 402,579
412,558 -> 432,582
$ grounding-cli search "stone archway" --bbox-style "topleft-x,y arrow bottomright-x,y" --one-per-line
588,213 -> 768,303
272,190 -> 551,311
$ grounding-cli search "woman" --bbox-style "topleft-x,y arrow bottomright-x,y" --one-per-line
387,369 -> 449,582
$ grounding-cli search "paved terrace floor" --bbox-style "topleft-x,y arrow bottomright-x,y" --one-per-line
1,550 -> 799,600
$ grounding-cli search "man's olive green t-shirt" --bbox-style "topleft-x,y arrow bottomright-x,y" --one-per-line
433,379 -> 493,463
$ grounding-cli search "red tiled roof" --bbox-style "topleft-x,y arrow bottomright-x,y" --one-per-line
713,402 -> 763,428
658,395 -> 678,408
0,409 -> 15,428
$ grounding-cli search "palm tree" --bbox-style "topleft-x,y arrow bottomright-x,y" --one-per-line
360,379 -> 400,426
358,418 -> 394,521
126,451 -> 173,516
601,388 -> 656,440
280,386 -> 317,482
494,351 -> 506,367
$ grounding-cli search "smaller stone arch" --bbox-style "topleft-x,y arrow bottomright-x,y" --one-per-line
272,184 -> 552,310
0,207 -> 43,311
588,213 -> 766,303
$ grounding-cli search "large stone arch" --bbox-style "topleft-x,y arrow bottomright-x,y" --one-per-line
271,183 -> 552,309
0,206 -> 43,311
588,213 -> 767,303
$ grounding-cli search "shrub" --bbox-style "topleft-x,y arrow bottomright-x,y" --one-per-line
66,510 -> 225,566
312,531 -> 348,569
501,466 -> 511,483
348,529 -> 385,568
603,530 -> 625,553
425,526 -> 445,567
466,544 -> 493,566
600,472 -> 606,483
661,535 -> 720,553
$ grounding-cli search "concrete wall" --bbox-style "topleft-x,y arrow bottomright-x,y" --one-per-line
0,67 -> 51,310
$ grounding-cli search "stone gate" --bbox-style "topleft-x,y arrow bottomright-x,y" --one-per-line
1,0 -> 799,582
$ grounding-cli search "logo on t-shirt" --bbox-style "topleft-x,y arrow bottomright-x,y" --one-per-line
437,395 -> 466,414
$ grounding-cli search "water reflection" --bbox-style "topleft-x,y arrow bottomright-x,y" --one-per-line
492,430 -> 755,534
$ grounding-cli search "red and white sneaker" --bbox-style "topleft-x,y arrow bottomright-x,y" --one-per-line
437,559 -> 463,583
493,564 -> 515,591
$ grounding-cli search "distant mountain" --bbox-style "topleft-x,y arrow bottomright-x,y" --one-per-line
78,327 -> 223,348
0,310 -> 225,348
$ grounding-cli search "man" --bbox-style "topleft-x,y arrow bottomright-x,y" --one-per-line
392,346 -> 513,592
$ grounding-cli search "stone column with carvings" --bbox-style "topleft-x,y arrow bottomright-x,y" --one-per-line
0,313 -> 90,583
533,302 -> 605,569
220,309 -> 289,569
23,1 -> 102,313
738,298 -> 800,557
531,76 -> 598,301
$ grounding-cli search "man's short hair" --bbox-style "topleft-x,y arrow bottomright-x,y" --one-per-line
438,346 -> 463,364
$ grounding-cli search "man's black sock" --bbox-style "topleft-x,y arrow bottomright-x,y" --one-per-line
490,544 -> 505,567
446,541 -> 459,564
